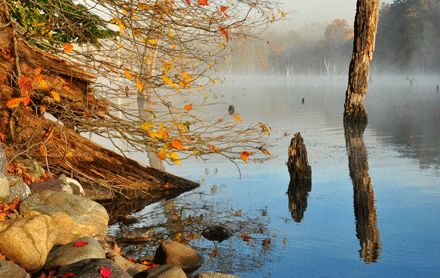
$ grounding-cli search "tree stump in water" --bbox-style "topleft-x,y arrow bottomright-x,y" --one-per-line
287,133 -> 312,222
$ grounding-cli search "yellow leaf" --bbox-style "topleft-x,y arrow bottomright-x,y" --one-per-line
171,44 -> 177,50
181,72 -> 192,84
169,152 -> 180,165
233,113 -> 242,123
122,9 -> 127,15
199,85 -> 205,91
50,91 -> 61,103
148,39 -> 158,45
260,148 -> 271,156
184,104 -> 193,111
162,75 -> 181,92
63,43 -> 73,53
220,43 -> 226,49
136,78 -> 143,92
65,151 -> 74,158
140,121 -> 153,130
240,151 -> 252,161
163,61 -> 173,74
35,77 -> 49,90
6,98 -> 23,109
124,69 -> 133,80
171,139 -> 185,150
119,21 -> 125,36
157,149 -> 167,160
32,21 -> 46,27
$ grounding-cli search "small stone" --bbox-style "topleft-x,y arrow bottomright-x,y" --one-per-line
0,214 -> 56,271
20,191 -> 109,240
202,225 -> 233,242
58,174 -> 85,196
6,175 -> 31,202
153,240 -> 203,273
133,265 -> 186,278
194,272 -> 239,278
45,237 -> 106,270
0,260 -> 30,278
56,258 -> 131,278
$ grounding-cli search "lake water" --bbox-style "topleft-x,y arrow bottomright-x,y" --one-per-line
110,76 -> 440,277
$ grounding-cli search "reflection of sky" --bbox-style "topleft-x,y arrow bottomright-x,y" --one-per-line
164,76 -> 440,277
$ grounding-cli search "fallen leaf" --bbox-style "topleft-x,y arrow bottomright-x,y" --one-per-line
240,151 -> 252,161
260,148 -> 271,156
233,113 -> 242,123
240,233 -> 251,242
184,104 -> 193,111
72,241 -> 88,247
218,26 -> 229,42
63,43 -> 73,53
100,267 -> 112,278
124,69 -> 133,80
50,91 -> 61,103
208,144 -> 219,153
198,0 -> 208,5
61,272 -> 75,278
34,67 -> 42,76
18,76 -> 33,95
136,78 -> 143,92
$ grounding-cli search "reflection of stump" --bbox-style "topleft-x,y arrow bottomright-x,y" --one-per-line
287,133 -> 312,222
344,120 -> 381,263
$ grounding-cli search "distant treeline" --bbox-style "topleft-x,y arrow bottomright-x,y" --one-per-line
219,0 -> 440,75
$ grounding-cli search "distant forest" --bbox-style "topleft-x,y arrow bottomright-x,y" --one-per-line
220,0 -> 440,75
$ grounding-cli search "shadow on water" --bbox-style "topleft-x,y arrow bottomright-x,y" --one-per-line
287,178 -> 312,223
344,119 -> 381,263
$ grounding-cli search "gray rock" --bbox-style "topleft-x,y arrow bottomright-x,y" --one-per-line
56,258 -> 131,278
58,174 -> 85,196
194,272 -> 239,278
6,175 -> 31,202
45,237 -> 106,270
112,254 -> 147,276
20,190 -> 109,240
133,265 -> 186,278
0,260 -> 30,278
0,214 -> 56,271
154,240 -> 203,273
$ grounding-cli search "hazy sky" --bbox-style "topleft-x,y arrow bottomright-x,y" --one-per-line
275,0 -> 393,30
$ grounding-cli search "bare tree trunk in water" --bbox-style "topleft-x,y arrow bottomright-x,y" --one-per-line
344,0 -> 380,123
344,120 -> 381,263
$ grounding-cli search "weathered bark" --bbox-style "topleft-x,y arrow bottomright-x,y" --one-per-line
0,6 -> 198,200
287,132 -> 312,223
344,120 -> 381,263
344,0 -> 380,122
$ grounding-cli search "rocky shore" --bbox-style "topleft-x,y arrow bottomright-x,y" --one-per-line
0,173 -> 238,278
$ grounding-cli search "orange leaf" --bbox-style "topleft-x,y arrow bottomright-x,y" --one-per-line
184,104 -> 193,111
233,113 -> 242,123
40,144 -> 47,157
34,67 -> 42,76
218,26 -> 229,42
171,139 -> 185,150
157,149 -> 167,160
260,148 -> 271,156
63,43 -> 73,53
240,151 -> 252,161
6,98 -> 23,109
50,91 -> 61,103
22,96 -> 31,106
198,0 -> 208,5
18,76 -> 32,95
124,69 -> 133,80
208,144 -> 219,153
240,233 -> 251,242
136,78 -> 143,92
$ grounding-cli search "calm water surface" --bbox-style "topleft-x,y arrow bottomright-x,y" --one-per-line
111,76 -> 440,277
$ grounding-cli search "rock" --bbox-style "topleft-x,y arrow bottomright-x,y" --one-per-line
112,254 -> 147,276
29,175 -> 85,197
20,190 -> 109,240
0,176 -> 9,200
154,240 -> 203,273
202,225 -> 233,242
45,237 -> 106,270
56,258 -> 131,278
6,175 -> 31,202
0,260 -> 30,278
133,265 -> 186,278
194,272 -> 239,278
0,214 -> 56,271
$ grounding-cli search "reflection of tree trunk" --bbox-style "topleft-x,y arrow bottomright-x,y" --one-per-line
344,120 -> 381,263
344,0 -> 380,122
287,133 -> 312,223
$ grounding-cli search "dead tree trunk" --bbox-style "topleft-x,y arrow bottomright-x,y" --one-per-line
287,132 -> 312,223
344,0 -> 380,123
344,120 -> 381,263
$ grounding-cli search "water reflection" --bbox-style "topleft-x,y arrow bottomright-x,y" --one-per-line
344,120 -> 381,263
287,178 -> 312,223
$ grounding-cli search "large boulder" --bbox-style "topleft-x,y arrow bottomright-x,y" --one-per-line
19,191 -> 109,240
133,265 -> 186,278
0,260 -> 30,278
153,240 -> 203,273
56,258 -> 131,278
45,237 -> 106,270
0,214 -> 56,271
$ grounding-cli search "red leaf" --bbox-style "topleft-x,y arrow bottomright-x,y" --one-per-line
18,76 -> 33,96
185,0 -> 190,5
198,0 -> 208,5
220,5 -> 229,17
100,267 -> 112,278
72,241 -> 88,247
61,272 -> 74,278
218,26 -> 229,42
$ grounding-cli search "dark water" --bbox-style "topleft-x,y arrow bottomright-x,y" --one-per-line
110,76 -> 440,277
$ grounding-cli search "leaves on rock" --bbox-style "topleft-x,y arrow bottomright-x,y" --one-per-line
72,240 -> 89,247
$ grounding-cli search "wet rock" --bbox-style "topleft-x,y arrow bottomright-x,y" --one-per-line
45,237 -> 106,270
0,260 -> 30,278
56,258 -> 131,278
29,175 -> 84,196
133,265 -> 186,278
202,225 -> 233,242
153,240 -> 203,273
194,273 -> 239,278
20,191 -> 109,240
0,214 -> 56,271
6,175 -> 31,202
112,254 -> 147,276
